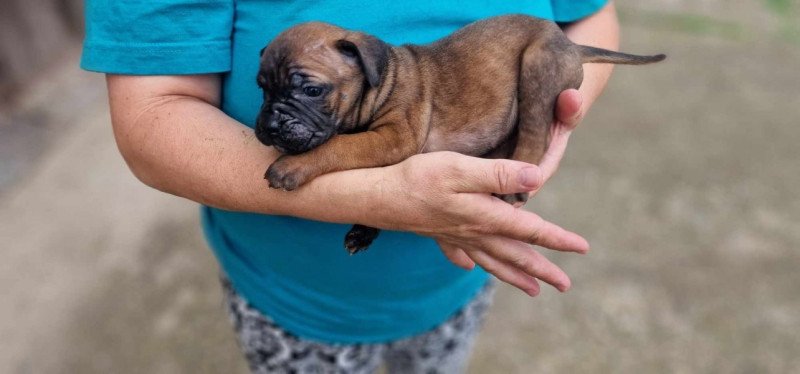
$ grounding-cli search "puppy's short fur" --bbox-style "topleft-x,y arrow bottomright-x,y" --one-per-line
255,15 -> 665,254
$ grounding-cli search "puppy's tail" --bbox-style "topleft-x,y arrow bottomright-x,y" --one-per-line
578,45 -> 666,65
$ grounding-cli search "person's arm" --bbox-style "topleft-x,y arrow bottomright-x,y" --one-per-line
107,74 -> 588,296
104,2 -> 618,297
565,1 -> 620,116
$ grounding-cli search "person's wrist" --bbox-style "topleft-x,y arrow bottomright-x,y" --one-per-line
348,165 -> 402,229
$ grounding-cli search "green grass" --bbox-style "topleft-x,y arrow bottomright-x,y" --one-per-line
764,0 -> 800,44
618,9 -> 746,41
619,5 -> 800,46
764,0 -> 794,15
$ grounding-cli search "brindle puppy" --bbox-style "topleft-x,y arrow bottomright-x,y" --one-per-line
254,15 -> 665,254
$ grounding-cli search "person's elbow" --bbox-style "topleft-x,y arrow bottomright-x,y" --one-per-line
109,109 -> 171,193
107,91 -> 194,195
105,74 -> 222,195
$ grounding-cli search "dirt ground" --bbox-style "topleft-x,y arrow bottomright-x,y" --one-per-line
1,2 -> 798,373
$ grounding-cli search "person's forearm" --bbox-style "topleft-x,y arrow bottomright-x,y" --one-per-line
106,67 -> 592,294
563,1 -> 620,113
107,75 -> 387,225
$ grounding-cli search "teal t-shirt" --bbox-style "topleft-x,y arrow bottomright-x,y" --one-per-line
82,0 -> 606,343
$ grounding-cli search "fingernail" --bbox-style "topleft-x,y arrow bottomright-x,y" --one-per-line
578,238 -> 591,254
519,167 -> 541,189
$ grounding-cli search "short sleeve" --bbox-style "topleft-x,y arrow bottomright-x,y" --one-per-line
81,0 -> 234,75
550,0 -> 608,23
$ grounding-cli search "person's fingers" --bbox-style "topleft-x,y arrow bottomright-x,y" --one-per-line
538,125 -> 572,182
461,195 -> 590,253
466,249 -> 541,296
555,89 -> 583,130
448,157 -> 544,195
429,91 -> 583,194
538,90 -> 584,182
475,236 -> 572,292
438,242 -> 475,270
502,208 -> 589,253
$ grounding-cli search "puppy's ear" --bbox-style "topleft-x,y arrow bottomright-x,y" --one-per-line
336,33 -> 389,88
259,46 -> 267,57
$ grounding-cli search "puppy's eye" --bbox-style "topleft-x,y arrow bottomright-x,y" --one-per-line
303,86 -> 323,97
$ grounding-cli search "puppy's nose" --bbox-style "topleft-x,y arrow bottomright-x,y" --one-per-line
268,110 -> 281,131
267,120 -> 280,132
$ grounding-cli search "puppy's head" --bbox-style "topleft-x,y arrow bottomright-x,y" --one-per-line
254,22 -> 390,154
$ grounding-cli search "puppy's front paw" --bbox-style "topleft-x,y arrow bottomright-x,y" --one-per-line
495,192 -> 529,208
265,156 -> 314,191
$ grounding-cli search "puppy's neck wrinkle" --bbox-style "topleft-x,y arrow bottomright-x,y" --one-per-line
358,48 -> 398,129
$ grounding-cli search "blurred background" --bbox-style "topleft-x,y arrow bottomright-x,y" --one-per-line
1,1 -> 798,373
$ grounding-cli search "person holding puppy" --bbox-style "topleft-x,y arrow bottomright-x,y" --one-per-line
83,0 -> 619,372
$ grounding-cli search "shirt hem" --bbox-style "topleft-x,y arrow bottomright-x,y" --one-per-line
80,40 -> 231,75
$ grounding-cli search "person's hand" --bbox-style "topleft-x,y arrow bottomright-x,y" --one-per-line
373,150 -> 589,296
539,89 -> 584,182
505,89 -> 584,206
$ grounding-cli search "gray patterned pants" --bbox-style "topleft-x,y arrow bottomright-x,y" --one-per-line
221,278 -> 495,374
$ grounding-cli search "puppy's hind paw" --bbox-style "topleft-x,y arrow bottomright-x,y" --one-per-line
344,225 -> 381,255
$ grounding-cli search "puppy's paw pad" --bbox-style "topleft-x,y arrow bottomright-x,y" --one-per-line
344,238 -> 370,255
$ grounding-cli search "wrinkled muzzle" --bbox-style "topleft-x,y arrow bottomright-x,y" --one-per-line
255,105 -> 335,154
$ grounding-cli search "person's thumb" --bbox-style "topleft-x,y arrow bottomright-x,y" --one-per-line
555,89 -> 583,131
453,158 -> 544,194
